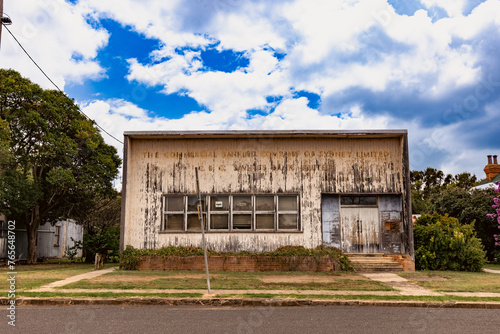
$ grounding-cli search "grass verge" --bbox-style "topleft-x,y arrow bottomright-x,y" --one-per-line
398,270 -> 500,293
17,291 -> 203,298
0,263 -> 115,291
59,270 -> 393,291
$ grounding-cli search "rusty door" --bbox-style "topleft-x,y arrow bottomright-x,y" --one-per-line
321,195 -> 341,248
340,207 -> 380,253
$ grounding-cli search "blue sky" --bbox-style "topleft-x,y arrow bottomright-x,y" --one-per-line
1,0 -> 500,182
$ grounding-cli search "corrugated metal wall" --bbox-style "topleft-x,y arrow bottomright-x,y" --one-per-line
0,220 -> 83,260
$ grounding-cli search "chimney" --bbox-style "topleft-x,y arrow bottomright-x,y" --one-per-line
484,154 -> 500,182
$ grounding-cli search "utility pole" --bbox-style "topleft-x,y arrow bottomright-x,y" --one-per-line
0,0 -> 13,49
195,167 -> 211,295
0,0 -> 3,47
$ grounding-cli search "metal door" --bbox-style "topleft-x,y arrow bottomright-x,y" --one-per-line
340,207 -> 379,253
321,195 -> 341,248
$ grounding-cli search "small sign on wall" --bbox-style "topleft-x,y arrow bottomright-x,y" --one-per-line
215,201 -> 223,208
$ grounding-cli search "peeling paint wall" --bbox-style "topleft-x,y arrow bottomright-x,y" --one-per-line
122,135 -> 408,253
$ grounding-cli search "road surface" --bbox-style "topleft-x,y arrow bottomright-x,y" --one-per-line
2,304 -> 498,334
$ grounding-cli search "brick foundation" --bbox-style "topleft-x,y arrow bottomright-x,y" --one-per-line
137,255 -> 341,272
383,254 -> 415,272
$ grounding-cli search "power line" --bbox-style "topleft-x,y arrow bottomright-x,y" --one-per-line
1,23 -> 123,144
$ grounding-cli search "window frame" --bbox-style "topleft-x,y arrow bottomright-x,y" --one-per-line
277,195 -> 300,231
340,195 -> 378,208
162,196 -> 185,231
160,194 -> 300,233
255,195 -> 276,231
187,195 -> 207,231
232,195 -> 253,231
54,225 -> 61,247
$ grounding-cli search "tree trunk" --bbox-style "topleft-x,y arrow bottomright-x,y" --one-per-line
26,205 -> 40,264
26,221 -> 38,264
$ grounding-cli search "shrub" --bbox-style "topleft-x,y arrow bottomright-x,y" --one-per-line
414,213 -> 487,271
120,245 -> 354,271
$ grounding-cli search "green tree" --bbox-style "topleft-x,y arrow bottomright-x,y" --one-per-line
411,168 -> 451,214
0,69 -> 121,264
429,186 -> 497,261
0,118 -> 11,189
71,194 -> 121,263
411,168 -> 480,214
414,213 -> 487,271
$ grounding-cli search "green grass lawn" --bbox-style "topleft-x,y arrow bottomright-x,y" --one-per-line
399,270 -> 500,293
60,270 -> 393,291
18,291 -> 203,298
0,263 -> 115,291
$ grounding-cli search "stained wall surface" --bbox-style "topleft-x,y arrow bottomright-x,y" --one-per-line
122,135 -> 410,254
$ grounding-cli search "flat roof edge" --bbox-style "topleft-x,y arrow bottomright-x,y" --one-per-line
124,129 -> 408,139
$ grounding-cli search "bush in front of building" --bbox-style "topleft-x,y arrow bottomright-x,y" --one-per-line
120,245 -> 354,271
414,213 -> 487,271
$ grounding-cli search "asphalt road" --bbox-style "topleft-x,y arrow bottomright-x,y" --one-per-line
2,305 -> 499,334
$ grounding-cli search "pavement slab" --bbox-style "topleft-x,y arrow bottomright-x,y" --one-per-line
484,268 -> 500,274
32,267 -> 118,292
361,273 -> 443,296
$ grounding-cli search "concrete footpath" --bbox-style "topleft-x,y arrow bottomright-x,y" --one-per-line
3,268 -> 500,309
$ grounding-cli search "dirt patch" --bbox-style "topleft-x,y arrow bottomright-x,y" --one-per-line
258,275 -> 368,283
406,275 -> 448,281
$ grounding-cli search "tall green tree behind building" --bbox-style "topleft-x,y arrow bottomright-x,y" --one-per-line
0,69 -> 121,264
411,167 -> 497,261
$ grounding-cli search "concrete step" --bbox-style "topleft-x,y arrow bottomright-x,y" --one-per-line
346,253 -> 405,272
349,257 -> 395,262
348,253 -> 385,258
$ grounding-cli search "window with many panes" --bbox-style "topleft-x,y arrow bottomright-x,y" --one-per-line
161,194 -> 299,232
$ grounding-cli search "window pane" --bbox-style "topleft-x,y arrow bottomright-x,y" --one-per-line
256,196 -> 274,211
188,196 -> 206,212
210,214 -> 229,229
359,196 -> 377,205
256,214 -> 274,229
233,214 -> 252,229
340,196 -> 355,205
341,196 -> 377,206
233,196 -> 252,211
187,214 -> 206,231
210,196 -> 229,211
278,214 -> 297,229
278,196 -> 297,211
165,214 -> 184,230
166,197 -> 183,211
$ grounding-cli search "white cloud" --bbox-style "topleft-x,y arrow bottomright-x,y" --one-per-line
128,48 -> 290,115
421,0 -> 467,17
3,0 -> 499,183
77,0 -> 210,49
0,0 -> 108,89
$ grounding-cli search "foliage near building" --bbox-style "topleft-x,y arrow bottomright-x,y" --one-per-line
411,167 -> 497,261
121,245 -> 354,271
0,69 -> 121,263
488,183 -> 500,261
414,213 -> 487,271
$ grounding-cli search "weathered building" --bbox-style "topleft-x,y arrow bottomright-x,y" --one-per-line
0,215 -> 83,260
473,155 -> 500,190
121,130 -> 413,259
